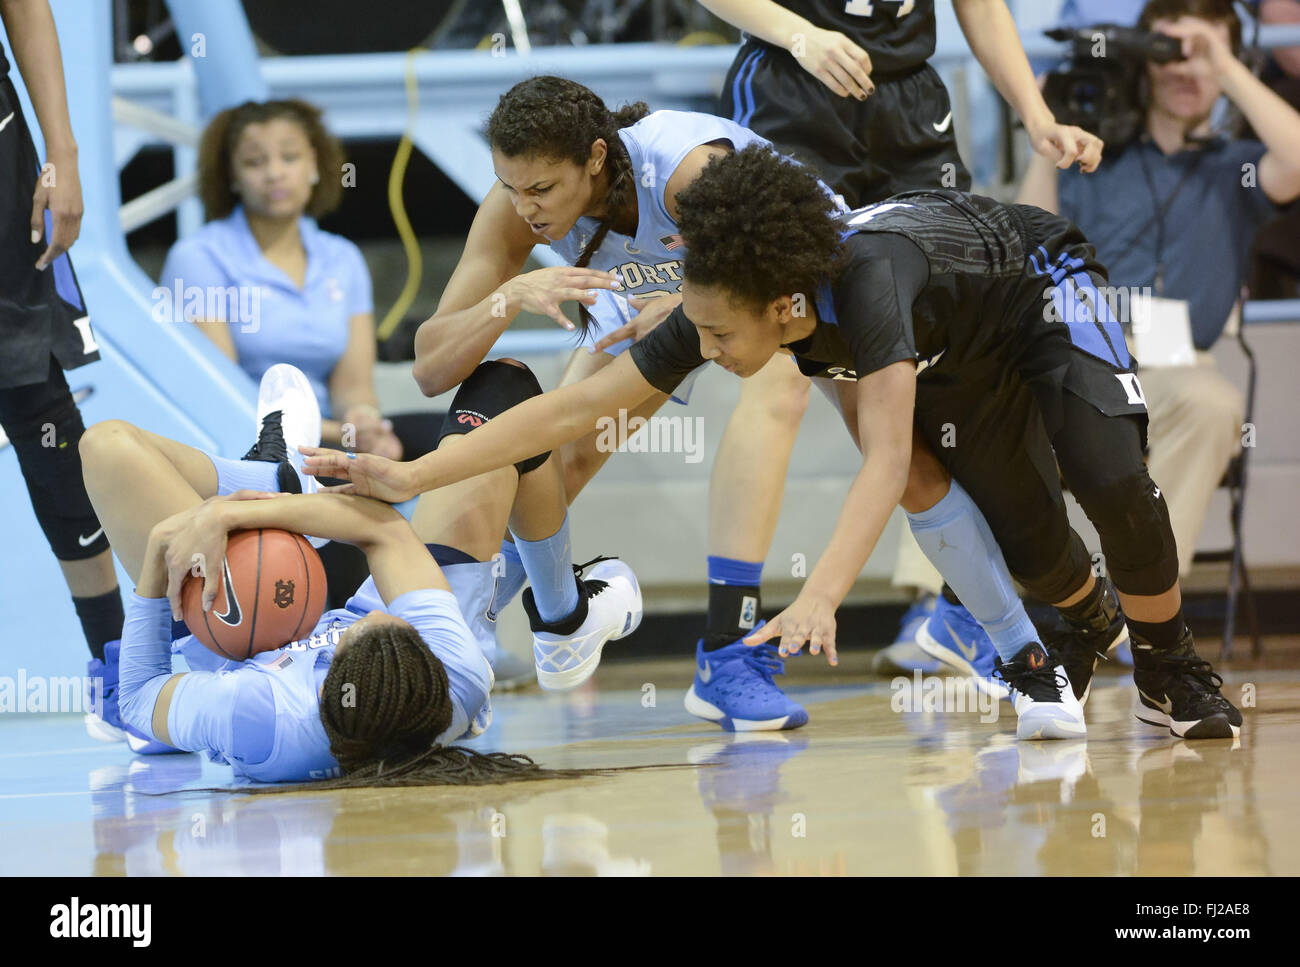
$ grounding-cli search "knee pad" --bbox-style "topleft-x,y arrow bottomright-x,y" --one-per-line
4,391 -> 108,560
436,360 -> 551,475
1071,469 -> 1179,596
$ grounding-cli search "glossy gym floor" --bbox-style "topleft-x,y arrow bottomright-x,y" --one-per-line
3,645 -> 1297,876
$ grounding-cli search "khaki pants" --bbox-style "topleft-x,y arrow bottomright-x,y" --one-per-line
1139,351 -> 1244,576
892,350 -> 1244,592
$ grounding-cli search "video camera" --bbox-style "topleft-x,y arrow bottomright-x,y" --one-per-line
1041,24 -> 1186,146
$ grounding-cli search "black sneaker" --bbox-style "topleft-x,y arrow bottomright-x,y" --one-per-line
242,409 -> 301,494
1132,628 -> 1242,740
1046,578 -> 1128,705
994,642 -> 1086,740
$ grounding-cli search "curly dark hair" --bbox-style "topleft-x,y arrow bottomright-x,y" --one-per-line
487,76 -> 649,334
197,98 -> 345,222
675,145 -> 845,309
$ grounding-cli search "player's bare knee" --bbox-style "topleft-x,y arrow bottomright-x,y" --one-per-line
79,419 -> 137,465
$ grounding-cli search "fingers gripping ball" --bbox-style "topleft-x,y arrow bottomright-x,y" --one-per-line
181,529 -> 327,660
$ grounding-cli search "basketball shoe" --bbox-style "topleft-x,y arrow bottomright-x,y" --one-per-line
1132,627 -> 1242,739
872,594 -> 944,675
993,642 -> 1087,740
85,638 -> 125,742
1044,577 -> 1128,705
684,623 -> 809,731
916,595 -> 1010,701
523,556 -> 641,691
244,364 -> 327,545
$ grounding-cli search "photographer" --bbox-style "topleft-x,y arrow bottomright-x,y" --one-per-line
1018,0 -> 1300,583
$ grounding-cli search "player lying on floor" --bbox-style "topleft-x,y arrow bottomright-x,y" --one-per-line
303,146 -> 1242,742
78,363 -> 639,783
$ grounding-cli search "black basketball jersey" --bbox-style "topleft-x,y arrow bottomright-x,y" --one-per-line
629,189 -> 1053,395
770,0 -> 936,76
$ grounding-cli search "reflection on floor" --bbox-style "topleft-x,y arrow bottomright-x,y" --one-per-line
2,655 -> 1296,876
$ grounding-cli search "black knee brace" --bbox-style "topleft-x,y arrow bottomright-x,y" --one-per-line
1013,529 -> 1094,605
1,388 -> 108,561
1070,468 -> 1180,596
436,360 -> 551,474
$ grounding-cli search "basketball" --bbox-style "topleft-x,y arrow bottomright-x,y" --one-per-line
181,529 -> 327,661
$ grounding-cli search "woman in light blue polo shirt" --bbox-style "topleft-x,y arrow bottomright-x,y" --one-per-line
161,99 -> 407,460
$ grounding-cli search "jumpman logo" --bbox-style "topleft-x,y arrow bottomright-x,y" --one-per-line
937,534 -> 957,553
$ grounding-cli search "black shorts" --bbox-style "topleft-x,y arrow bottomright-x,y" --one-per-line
0,77 -> 97,390
911,212 -> 1150,586
720,40 -> 971,209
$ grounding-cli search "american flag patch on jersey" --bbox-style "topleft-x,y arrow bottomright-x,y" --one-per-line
268,653 -> 293,670
659,233 -> 683,250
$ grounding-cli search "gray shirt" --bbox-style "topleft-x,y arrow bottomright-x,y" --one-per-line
1059,134 -> 1279,348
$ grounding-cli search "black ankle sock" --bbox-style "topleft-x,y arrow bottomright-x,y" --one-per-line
703,583 -> 761,651
940,584 -> 961,607
1057,578 -> 1113,632
73,588 -> 124,662
1127,609 -> 1188,652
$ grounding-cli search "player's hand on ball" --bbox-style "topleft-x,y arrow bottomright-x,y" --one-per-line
298,446 -> 420,503
591,291 -> 683,353
794,27 -> 875,100
1027,119 -> 1104,173
744,590 -> 839,666
159,501 -> 241,620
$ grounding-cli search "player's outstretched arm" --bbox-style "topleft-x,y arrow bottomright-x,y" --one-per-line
953,0 -> 1103,172
302,351 -> 660,502
746,360 -> 916,664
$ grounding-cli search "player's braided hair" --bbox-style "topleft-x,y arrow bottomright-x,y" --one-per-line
302,622 -> 611,788
675,145 -> 845,310
487,76 -> 648,335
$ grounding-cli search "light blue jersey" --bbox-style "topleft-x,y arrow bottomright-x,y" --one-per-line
119,568 -> 496,783
553,111 -> 767,399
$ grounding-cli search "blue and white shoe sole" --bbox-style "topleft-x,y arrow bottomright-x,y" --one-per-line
683,685 -> 807,732
915,624 -> 1011,701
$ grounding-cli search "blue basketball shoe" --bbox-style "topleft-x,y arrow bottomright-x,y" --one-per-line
872,594 -> 944,675
916,596 -> 1010,701
684,624 -> 809,731
85,639 -> 126,742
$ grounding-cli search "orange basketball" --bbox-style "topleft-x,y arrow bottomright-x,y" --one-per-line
181,529 -> 328,661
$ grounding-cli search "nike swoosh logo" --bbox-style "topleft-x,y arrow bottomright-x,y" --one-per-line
213,558 -> 243,627
932,111 -> 953,133
943,618 -> 979,662
1138,688 -> 1174,714
0,112 -> 13,134
698,661 -> 712,684
78,528 -> 104,547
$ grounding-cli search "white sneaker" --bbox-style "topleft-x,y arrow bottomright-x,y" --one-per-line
254,363 -> 322,479
522,557 -> 642,691
994,642 -> 1087,740
248,364 -> 326,545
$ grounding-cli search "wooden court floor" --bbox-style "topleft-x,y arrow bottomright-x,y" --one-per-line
2,640 -> 1298,876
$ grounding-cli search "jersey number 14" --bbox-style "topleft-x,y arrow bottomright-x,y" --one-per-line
844,0 -> 916,17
